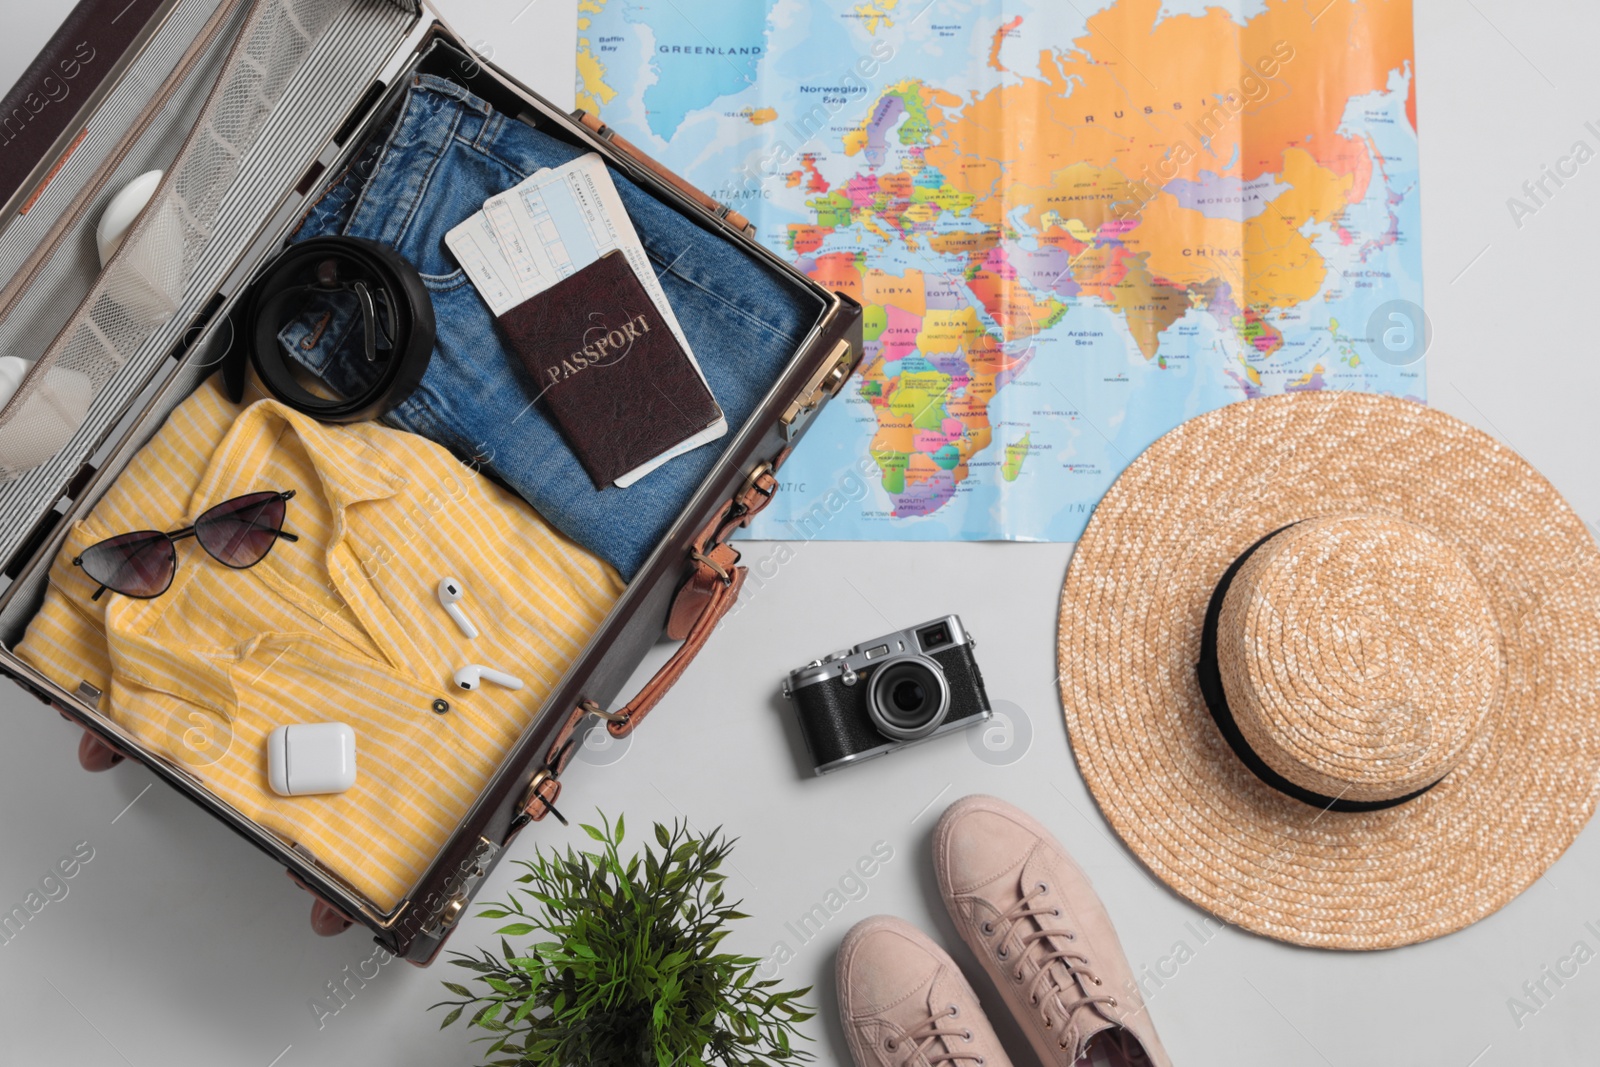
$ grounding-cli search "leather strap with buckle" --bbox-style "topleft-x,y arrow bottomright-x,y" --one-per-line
520,464 -> 779,823
226,236 -> 435,423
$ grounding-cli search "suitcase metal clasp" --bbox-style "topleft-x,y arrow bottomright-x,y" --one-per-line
419,837 -> 501,941
780,340 -> 855,441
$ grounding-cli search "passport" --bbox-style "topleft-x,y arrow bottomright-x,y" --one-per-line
497,250 -> 723,489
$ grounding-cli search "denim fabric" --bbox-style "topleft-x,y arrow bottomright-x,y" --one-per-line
282,74 -> 818,578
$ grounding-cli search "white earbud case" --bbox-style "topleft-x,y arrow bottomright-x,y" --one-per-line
266,722 -> 358,797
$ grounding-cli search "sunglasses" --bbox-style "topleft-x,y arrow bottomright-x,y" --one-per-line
72,490 -> 299,601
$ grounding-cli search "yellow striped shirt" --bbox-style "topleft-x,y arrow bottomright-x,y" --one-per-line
18,375 -> 623,910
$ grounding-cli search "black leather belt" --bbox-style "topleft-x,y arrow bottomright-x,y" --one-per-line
225,236 -> 435,423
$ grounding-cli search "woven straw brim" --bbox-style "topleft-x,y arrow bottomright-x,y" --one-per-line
1057,391 -> 1600,950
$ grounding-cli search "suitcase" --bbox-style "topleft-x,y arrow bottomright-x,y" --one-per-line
0,0 -> 861,963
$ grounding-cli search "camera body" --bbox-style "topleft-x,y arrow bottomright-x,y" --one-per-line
782,615 -> 991,775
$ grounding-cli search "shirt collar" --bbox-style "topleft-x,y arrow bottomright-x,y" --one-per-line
100,400 -> 410,717
185,399 -> 407,522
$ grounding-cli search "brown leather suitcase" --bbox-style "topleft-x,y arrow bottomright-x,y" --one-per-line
0,0 -> 860,963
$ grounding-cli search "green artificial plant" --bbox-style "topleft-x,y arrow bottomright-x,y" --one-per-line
433,812 -> 814,1066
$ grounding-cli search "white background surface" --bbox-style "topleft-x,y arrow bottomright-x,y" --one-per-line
3,2 -> 1600,1065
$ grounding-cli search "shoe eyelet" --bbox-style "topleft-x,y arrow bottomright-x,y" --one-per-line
1044,1018 -> 1054,1030
980,921 -> 995,936
1108,997 -> 1119,1007
963,1029 -> 973,1041
976,1059 -> 985,1066
1037,881 -> 1048,893
1092,976 -> 1103,985
1029,995 -> 1038,1007
1053,908 -> 1062,917
1014,969 -> 1024,981
997,946 -> 1009,960
948,1004 -> 959,1017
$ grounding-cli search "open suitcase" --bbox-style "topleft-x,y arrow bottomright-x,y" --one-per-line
0,0 -> 861,963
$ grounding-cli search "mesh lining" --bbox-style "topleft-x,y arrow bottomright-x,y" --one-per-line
0,0 -> 230,375
0,0 -> 415,571
0,0 -> 345,483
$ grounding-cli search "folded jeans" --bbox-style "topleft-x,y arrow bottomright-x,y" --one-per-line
283,73 -> 820,578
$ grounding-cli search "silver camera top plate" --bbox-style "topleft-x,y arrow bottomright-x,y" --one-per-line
782,614 -> 971,696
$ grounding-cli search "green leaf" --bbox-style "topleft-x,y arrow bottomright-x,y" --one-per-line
438,1006 -> 462,1029
428,811 -> 815,1065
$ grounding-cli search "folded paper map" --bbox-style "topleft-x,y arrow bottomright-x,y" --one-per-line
579,0 -> 1421,541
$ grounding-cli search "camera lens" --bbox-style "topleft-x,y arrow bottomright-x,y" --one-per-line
891,678 -> 926,712
867,656 -> 951,741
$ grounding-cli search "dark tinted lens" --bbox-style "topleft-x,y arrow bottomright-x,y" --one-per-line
79,532 -> 176,598
195,492 -> 285,568
891,679 -> 927,713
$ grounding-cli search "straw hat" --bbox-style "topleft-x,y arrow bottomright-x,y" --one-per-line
1057,390 -> 1600,949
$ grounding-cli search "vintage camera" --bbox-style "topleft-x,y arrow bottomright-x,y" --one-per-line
782,615 -> 991,775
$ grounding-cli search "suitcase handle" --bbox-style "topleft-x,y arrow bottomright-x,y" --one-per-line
605,463 -> 778,737
522,465 -> 780,825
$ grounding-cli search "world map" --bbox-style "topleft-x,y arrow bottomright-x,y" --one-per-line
578,0 -> 1422,542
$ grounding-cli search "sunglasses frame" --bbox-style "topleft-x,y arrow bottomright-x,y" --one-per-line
72,490 -> 300,601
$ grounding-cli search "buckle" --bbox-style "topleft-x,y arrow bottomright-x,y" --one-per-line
580,696 -> 628,724
517,768 -> 566,826
742,460 -> 776,499
721,462 -> 776,530
691,549 -> 734,587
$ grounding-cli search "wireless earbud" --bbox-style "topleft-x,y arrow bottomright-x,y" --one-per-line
437,576 -> 479,639
453,664 -> 523,691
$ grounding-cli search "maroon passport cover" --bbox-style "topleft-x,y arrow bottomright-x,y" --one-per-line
498,250 -> 721,489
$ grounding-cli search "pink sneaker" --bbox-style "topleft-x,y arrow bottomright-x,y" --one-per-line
934,795 -> 1172,1067
836,915 -> 1015,1067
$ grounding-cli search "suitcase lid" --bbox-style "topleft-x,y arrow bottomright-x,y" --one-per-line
0,0 -> 422,575
0,0 -> 179,220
